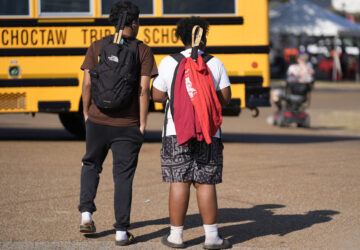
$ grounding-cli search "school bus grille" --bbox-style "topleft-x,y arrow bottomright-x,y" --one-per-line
0,93 -> 26,110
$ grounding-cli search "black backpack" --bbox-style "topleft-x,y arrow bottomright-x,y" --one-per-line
89,12 -> 141,111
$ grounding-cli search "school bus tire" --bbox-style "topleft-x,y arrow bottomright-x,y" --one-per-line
221,106 -> 241,116
58,112 -> 85,139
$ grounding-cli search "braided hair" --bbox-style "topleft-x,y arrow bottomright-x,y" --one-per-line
109,1 -> 140,27
175,16 -> 209,46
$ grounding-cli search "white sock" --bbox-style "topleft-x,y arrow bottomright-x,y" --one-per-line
81,212 -> 92,225
203,224 -> 223,245
116,230 -> 128,241
167,225 -> 184,244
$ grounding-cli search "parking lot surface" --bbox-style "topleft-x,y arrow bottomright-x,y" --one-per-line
1,83 -> 360,249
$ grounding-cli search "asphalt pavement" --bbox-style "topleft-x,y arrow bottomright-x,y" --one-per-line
0,82 -> 360,249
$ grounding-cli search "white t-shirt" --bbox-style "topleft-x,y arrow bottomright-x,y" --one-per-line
152,48 -> 231,137
287,63 -> 314,83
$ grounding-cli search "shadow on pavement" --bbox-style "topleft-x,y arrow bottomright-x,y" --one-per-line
0,128 -> 80,141
1,128 -> 359,144
221,132 -> 360,144
147,131 -> 360,144
85,204 -> 339,247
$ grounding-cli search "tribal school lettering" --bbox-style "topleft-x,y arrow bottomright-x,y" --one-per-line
143,27 -> 179,44
0,27 -> 180,48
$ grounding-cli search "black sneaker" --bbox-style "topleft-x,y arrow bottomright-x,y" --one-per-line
203,238 -> 232,249
79,221 -> 96,233
161,234 -> 185,249
115,231 -> 135,246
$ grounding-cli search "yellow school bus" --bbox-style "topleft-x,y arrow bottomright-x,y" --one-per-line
0,0 -> 270,137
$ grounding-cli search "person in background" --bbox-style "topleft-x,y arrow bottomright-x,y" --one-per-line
271,53 -> 314,110
286,54 -> 314,83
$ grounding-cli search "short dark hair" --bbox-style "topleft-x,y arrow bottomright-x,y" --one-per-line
109,1 -> 140,27
175,17 -> 209,46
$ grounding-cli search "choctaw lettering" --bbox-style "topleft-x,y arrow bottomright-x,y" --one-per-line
1,29 -> 67,46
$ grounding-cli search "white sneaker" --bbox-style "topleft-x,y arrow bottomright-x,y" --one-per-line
80,212 -> 96,233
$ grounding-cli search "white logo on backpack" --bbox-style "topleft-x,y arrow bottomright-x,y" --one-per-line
108,55 -> 119,63
184,69 -> 197,100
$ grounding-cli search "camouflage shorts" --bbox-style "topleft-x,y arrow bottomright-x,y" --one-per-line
161,136 -> 223,184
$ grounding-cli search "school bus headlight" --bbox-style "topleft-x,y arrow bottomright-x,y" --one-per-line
9,66 -> 21,78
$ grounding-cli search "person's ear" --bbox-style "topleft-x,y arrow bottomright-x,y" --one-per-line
131,21 -> 138,29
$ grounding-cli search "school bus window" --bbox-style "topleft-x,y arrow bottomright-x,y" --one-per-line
0,0 -> 29,16
40,0 -> 91,14
101,0 -> 153,15
163,0 -> 235,14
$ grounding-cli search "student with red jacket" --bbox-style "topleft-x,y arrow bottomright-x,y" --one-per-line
151,17 -> 232,249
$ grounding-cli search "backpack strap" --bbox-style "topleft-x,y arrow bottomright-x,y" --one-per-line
162,53 -> 185,140
169,53 -> 185,118
97,36 -> 110,63
202,53 -> 213,63
132,39 -> 143,85
171,53 -> 186,63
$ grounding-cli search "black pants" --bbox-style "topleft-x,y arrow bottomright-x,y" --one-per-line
78,119 -> 143,231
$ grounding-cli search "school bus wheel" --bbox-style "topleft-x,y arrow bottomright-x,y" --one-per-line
58,111 -> 85,139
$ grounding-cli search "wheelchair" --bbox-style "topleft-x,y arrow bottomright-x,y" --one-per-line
270,81 -> 313,128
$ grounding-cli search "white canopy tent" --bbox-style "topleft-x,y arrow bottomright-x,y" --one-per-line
269,0 -> 360,37
269,0 -> 360,80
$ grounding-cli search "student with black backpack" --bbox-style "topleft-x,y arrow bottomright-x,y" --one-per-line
78,1 -> 157,246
